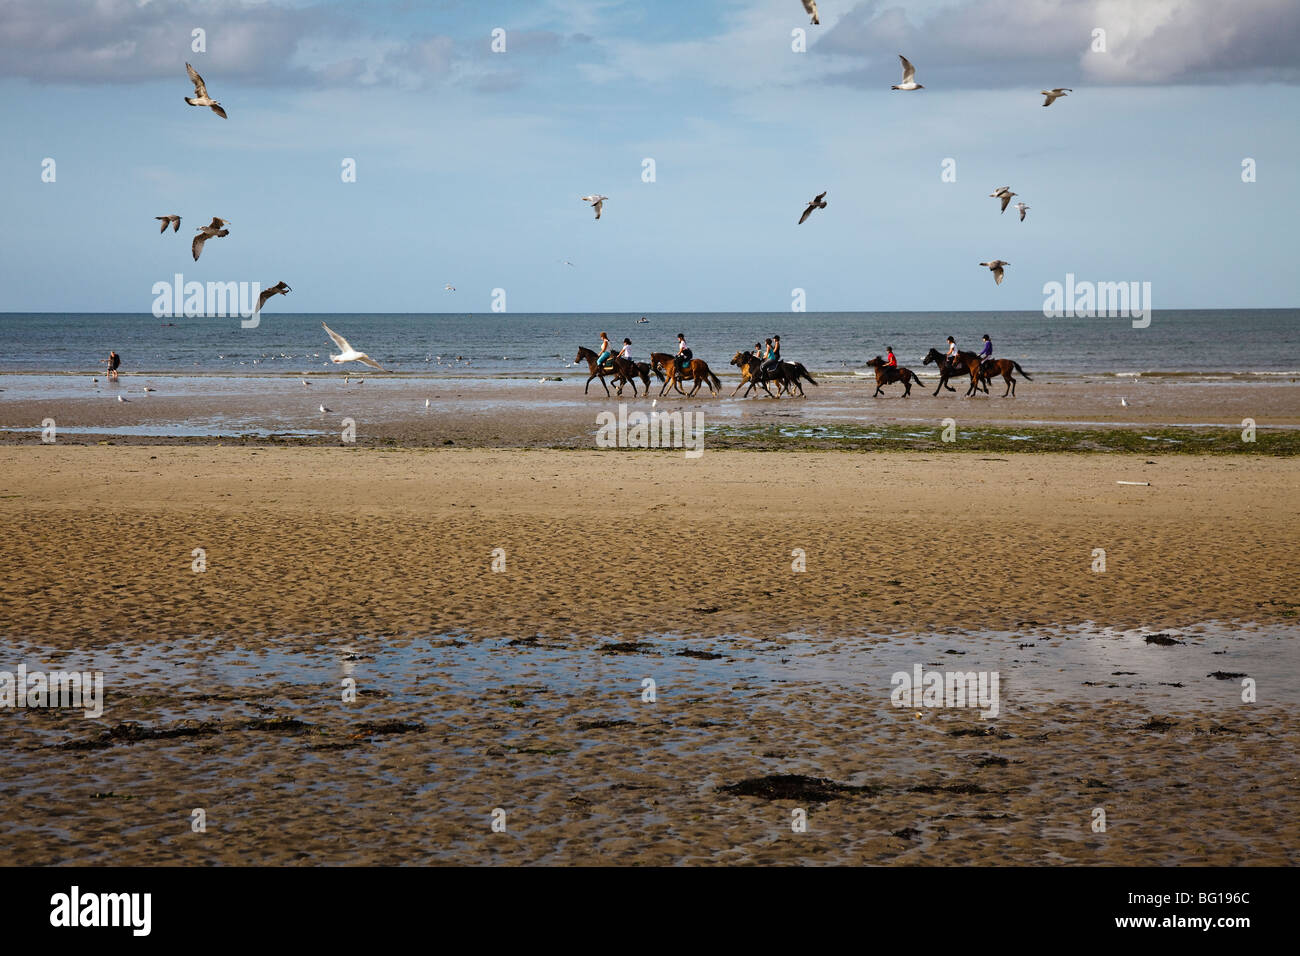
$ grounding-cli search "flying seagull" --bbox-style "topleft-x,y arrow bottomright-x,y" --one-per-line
322,322 -> 387,371
1015,202 -> 1030,222
254,281 -> 292,314
581,195 -> 608,219
155,215 -> 181,233
989,186 -> 1017,213
979,260 -> 1010,285
799,190 -> 827,224
184,63 -> 227,118
802,0 -> 820,25
444,284 -> 456,292
891,54 -> 923,91
192,217 -> 230,261
1041,88 -> 1072,107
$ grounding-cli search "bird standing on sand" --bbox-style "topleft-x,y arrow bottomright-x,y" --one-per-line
155,215 -> 181,233
799,190 -> 827,224
117,394 -> 130,403
192,217 -> 230,261
322,322 -> 387,371
254,281 -> 292,314
581,195 -> 608,219
891,55 -> 924,90
1041,88 -> 1072,107
990,186 -> 1017,213
1121,397 -> 1129,407
319,403 -> 332,414
1015,201 -> 1029,222
979,260 -> 1010,285
802,1 -> 820,25
184,63 -> 227,118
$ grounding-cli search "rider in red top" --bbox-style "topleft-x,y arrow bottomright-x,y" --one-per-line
885,346 -> 897,368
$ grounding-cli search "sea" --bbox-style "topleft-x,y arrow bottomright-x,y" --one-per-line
0,310 -> 1296,381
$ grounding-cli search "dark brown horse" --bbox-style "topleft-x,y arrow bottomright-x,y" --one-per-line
864,356 -> 924,397
649,352 -> 723,397
575,346 -> 654,397
922,348 -> 988,397
730,350 -> 817,397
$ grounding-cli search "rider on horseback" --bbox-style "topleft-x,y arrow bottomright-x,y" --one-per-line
944,336 -> 959,371
618,338 -> 633,362
759,335 -> 781,381
977,334 -> 993,375
596,332 -> 613,369
885,346 -> 897,367
675,333 -> 693,372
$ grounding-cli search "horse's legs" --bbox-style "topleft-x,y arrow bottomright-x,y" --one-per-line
1004,374 -> 1014,397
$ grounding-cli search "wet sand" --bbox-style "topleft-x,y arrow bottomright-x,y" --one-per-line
1,374 -> 1297,447
1,446 -> 1297,865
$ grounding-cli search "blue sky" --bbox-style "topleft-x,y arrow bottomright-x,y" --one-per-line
1,0 -> 1298,313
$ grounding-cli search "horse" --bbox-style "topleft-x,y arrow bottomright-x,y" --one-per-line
922,348 -> 989,397
864,357 -> 924,397
974,357 -> 1032,397
649,352 -> 723,398
730,350 -> 818,397
730,350 -> 784,397
574,346 -> 651,397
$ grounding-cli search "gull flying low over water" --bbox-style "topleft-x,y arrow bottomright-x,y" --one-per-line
254,281 -> 292,314
1015,202 -> 1030,222
192,217 -> 230,261
184,63 -> 227,118
990,186 -> 1017,213
891,55 -> 923,91
799,191 -> 827,224
979,260 -> 1010,285
155,215 -> 181,233
581,195 -> 608,219
1041,88 -> 1072,107
322,322 -> 387,371
802,1 -> 820,25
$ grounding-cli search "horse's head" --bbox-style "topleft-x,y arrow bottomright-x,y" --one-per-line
575,347 -> 589,364
730,351 -> 744,367
866,356 -> 883,367
922,348 -> 941,365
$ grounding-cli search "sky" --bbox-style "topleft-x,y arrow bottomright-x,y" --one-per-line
1,0 -> 1298,313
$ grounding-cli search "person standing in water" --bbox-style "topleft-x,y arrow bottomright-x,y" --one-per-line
107,351 -> 121,381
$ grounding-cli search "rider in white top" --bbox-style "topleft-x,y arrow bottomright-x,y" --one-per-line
618,339 -> 632,361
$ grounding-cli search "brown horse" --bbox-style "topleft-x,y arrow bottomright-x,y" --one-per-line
975,357 -> 1032,397
864,356 -> 924,397
575,345 -> 654,397
922,348 -> 989,397
730,350 -> 817,397
649,352 -> 723,397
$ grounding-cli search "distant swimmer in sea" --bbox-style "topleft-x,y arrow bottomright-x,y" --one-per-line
637,316 -> 649,324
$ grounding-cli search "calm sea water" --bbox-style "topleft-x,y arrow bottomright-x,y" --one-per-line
0,310 -> 1296,379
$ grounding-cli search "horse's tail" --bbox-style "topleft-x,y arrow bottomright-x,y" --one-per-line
910,370 -> 924,386
796,363 -> 817,386
652,364 -> 665,382
1013,362 -> 1032,380
709,370 -> 721,392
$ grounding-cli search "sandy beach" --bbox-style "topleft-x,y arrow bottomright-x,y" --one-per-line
2,446 -> 1297,865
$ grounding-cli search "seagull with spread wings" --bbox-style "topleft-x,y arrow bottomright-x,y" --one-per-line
581,195 -> 608,219
254,281 -> 292,314
1041,88 -> 1072,107
989,186 -> 1017,213
799,190 -> 827,224
155,215 -> 181,233
802,1 -> 820,25
191,217 -> 230,260
322,322 -> 387,371
184,63 -> 227,118
891,55 -> 924,90
979,260 -> 1010,285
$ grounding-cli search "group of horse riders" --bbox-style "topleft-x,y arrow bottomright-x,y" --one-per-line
871,334 -> 1031,398
880,334 -> 996,376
